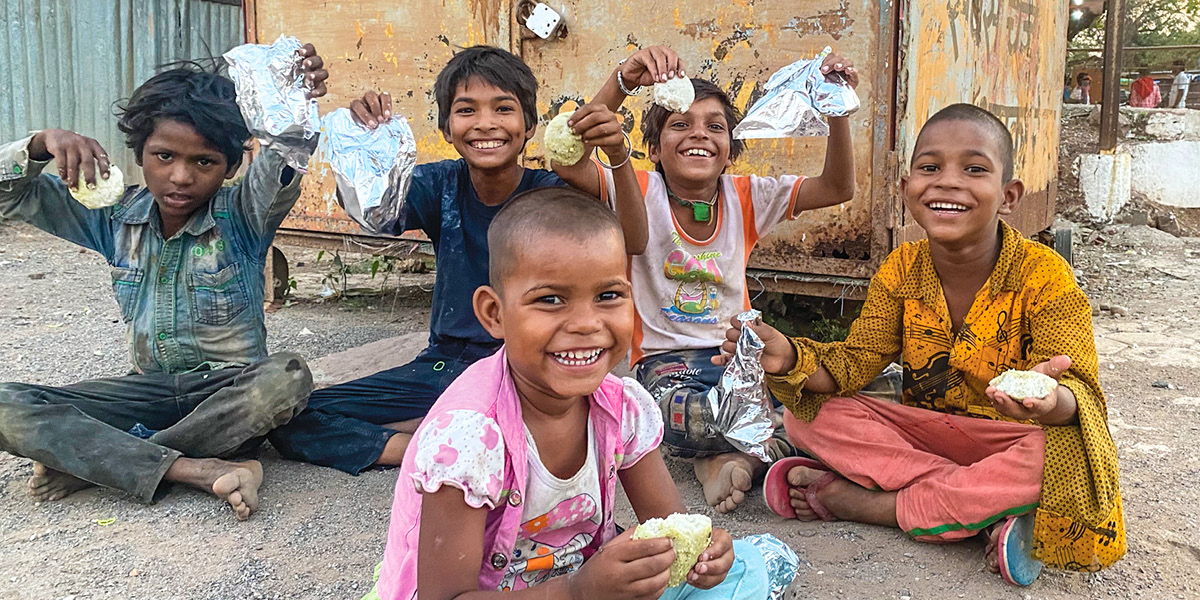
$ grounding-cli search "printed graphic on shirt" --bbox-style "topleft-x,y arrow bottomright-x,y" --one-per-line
661,233 -> 723,324
501,493 -> 599,590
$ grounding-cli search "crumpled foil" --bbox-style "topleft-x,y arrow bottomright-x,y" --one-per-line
320,108 -> 417,236
223,35 -> 321,171
742,533 -> 800,600
704,310 -> 774,461
733,46 -> 860,140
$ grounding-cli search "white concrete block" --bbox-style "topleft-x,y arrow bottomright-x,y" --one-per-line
1144,109 -> 1200,141
1077,152 -> 1132,222
1125,141 -> 1200,208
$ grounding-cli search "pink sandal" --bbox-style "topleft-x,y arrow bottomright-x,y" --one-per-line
762,456 -> 838,521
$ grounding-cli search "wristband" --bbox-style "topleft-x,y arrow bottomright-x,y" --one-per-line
594,130 -> 632,170
616,60 -> 642,96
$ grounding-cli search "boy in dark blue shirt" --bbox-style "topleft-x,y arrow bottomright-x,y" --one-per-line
269,46 -> 644,473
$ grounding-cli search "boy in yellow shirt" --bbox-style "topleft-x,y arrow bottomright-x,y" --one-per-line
716,104 -> 1124,585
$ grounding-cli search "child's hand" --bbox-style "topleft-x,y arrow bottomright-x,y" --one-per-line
28,129 -> 111,190
820,51 -> 859,89
711,316 -> 798,376
687,528 -> 735,589
349,90 -> 393,130
297,43 -> 329,99
986,355 -> 1072,421
568,104 -> 627,165
618,46 -> 686,87
568,528 -> 675,600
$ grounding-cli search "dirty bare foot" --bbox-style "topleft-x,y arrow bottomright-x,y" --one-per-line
164,458 -> 264,521
785,463 -> 833,521
27,462 -> 94,502
694,452 -> 766,514
984,522 -> 1003,573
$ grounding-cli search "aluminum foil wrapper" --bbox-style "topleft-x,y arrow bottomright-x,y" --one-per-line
742,534 -> 800,600
320,108 -> 416,236
704,310 -> 774,461
224,35 -> 320,171
733,46 -> 860,140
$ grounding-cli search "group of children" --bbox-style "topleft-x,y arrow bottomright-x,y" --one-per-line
0,38 -> 1125,599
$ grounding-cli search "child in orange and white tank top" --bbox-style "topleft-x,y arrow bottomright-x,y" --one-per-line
550,45 -> 861,514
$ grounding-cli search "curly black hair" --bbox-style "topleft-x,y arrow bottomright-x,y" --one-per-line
434,46 -> 539,135
116,62 -> 250,171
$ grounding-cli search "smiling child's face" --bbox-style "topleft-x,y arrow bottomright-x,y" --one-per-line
442,78 -> 533,173
648,97 -> 734,188
901,119 -> 1022,248
475,230 -> 633,408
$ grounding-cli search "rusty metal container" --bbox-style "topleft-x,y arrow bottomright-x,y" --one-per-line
245,0 -> 1066,299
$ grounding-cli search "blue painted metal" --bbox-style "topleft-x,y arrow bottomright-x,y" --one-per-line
0,0 -> 243,182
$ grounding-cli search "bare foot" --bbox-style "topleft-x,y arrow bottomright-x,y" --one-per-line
165,458 -> 264,521
27,462 -> 94,502
984,523 -> 1003,573
694,452 -> 765,514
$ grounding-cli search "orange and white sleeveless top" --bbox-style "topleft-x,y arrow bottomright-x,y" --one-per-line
629,170 -> 804,364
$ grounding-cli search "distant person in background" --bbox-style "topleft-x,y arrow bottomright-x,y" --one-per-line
1169,62 -> 1190,109
1129,69 -> 1161,108
1062,75 -> 1073,103
1071,73 -> 1092,105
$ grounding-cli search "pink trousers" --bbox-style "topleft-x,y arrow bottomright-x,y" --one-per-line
783,395 -> 1046,542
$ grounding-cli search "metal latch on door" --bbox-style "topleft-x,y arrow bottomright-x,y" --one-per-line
520,2 -> 565,39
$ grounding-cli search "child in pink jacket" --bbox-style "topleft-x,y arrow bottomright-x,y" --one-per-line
374,187 -> 790,599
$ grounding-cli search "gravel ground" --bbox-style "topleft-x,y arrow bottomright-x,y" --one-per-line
2,220 -> 1200,600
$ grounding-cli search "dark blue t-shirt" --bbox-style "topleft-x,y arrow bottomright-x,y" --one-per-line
395,159 -> 563,348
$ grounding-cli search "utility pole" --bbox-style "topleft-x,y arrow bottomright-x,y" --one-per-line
1099,0 -> 1129,151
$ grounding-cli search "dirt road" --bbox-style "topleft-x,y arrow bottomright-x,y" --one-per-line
1,220 -> 1198,600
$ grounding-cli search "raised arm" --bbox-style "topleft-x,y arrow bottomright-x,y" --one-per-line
552,105 -> 648,254
0,131 -> 118,258
791,52 -> 859,216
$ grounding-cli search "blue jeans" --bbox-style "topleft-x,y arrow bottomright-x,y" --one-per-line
660,540 -> 770,600
268,340 -> 499,474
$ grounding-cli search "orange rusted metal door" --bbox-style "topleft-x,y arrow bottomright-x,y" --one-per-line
249,0 -> 515,236
519,0 -> 898,295
893,0 -> 1067,244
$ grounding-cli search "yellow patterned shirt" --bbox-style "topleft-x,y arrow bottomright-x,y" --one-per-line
768,222 -> 1125,571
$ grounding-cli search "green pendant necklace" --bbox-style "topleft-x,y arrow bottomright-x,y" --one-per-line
666,185 -> 719,223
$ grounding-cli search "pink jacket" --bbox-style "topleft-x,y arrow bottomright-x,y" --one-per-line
376,347 -> 662,599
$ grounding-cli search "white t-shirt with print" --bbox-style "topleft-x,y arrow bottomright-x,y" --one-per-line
501,420 -> 602,590
629,170 -> 804,363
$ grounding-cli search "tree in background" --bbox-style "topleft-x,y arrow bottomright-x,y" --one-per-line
1069,0 -> 1200,72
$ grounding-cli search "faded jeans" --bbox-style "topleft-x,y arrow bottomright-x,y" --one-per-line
0,353 -> 312,502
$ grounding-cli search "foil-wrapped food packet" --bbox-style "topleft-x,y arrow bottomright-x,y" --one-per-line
705,310 -> 775,461
742,534 -> 800,600
223,35 -> 321,171
320,108 -> 417,236
733,46 -> 860,140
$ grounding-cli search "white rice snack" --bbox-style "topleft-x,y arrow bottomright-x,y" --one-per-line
631,513 -> 712,587
989,369 -> 1057,400
544,112 -> 586,167
653,77 -> 695,113
67,164 -> 124,209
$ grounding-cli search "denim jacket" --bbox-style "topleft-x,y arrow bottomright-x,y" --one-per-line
0,134 -> 305,374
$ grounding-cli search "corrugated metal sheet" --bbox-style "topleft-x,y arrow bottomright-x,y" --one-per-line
0,0 -> 243,183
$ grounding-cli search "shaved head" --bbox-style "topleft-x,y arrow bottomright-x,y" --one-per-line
916,103 -> 1015,181
487,187 -> 624,290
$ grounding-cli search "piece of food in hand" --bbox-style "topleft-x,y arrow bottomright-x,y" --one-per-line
67,164 -> 124,209
653,77 -> 695,113
631,513 -> 712,587
544,112 -> 586,166
989,369 -> 1057,400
